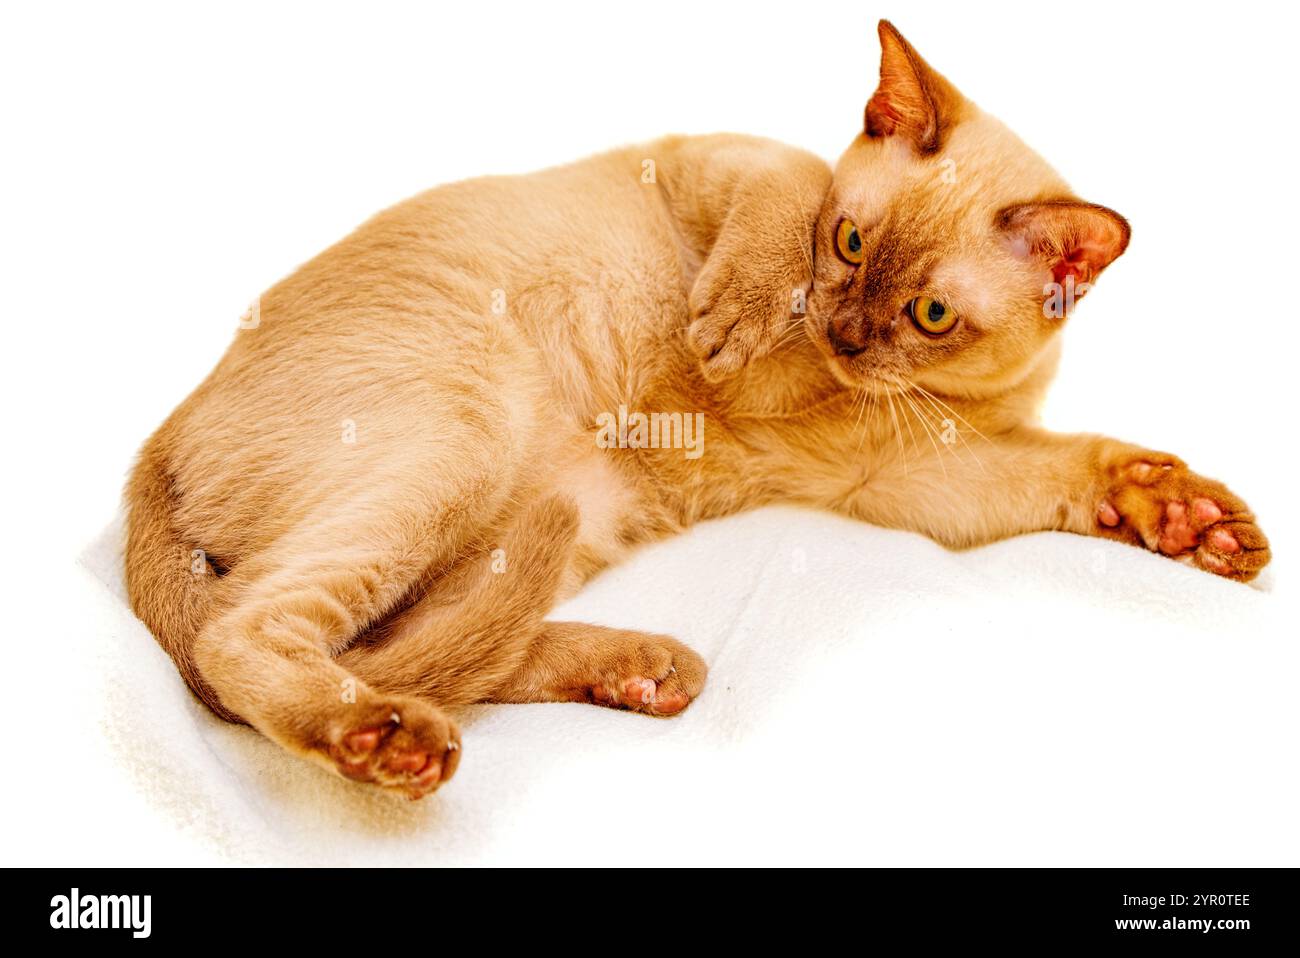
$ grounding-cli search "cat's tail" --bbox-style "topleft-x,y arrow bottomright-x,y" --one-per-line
124,435 -> 240,721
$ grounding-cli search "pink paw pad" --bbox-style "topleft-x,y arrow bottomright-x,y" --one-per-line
1192,498 -> 1222,523
589,676 -> 690,715
343,728 -> 382,754
1207,528 -> 1240,553
1097,501 -> 1121,527
383,749 -> 430,774
1157,501 -> 1199,555
623,677 -> 657,705
397,754 -> 444,798
337,758 -> 374,781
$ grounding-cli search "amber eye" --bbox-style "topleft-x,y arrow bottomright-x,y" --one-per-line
909,297 -> 958,335
834,219 -> 865,265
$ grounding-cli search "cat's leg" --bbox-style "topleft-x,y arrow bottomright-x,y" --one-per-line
343,494 -> 708,716
190,463 -> 510,798
489,622 -> 708,717
338,495 -> 581,706
654,135 -> 832,380
193,538 -> 460,798
847,426 -> 1270,581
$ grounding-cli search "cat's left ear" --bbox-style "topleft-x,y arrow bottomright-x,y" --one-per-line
864,20 -> 965,154
997,199 -> 1131,302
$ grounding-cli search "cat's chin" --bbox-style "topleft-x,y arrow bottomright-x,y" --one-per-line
826,358 -> 867,388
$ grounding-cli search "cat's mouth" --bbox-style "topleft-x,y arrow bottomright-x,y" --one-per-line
808,319 -> 906,391
827,353 -> 911,395
832,363 -> 909,394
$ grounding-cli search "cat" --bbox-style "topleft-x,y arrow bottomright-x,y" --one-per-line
125,20 -> 1270,799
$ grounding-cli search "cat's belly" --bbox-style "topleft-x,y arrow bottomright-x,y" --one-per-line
546,448 -> 639,596
540,428 -> 681,595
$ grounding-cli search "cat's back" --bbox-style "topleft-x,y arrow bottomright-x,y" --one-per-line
131,139 -> 703,560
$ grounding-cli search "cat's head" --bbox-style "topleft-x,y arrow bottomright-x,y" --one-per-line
805,20 -> 1129,398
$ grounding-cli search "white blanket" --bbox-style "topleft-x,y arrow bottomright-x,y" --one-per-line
78,507 -> 1295,866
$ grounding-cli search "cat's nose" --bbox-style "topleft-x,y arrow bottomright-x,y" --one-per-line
827,320 -> 866,357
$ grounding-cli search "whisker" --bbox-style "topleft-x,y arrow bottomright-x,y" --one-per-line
885,388 -> 908,474
855,380 -> 877,453
851,385 -> 868,434
907,383 -> 988,475
899,388 -> 947,478
909,382 -> 993,445
895,389 -> 925,459
770,317 -> 808,352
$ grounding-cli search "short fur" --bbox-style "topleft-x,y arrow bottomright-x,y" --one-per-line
125,21 -> 1269,798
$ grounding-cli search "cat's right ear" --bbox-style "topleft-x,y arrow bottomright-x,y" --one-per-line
864,20 -> 964,154
997,200 -> 1131,292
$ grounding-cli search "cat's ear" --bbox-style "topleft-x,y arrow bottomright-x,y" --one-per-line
864,20 -> 964,154
997,200 -> 1131,298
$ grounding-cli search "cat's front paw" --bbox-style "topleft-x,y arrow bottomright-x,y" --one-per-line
687,261 -> 803,382
1095,455 -> 1270,581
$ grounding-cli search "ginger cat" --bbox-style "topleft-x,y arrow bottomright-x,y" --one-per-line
125,21 -> 1269,799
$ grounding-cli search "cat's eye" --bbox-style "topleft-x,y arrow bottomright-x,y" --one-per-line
909,297 -> 958,335
834,219 -> 865,265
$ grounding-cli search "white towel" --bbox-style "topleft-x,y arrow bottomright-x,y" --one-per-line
78,506 -> 1295,865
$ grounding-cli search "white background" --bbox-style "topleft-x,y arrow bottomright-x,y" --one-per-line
2,1 -> 1296,865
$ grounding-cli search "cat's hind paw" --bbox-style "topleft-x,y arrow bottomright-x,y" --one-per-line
1096,456 -> 1270,582
493,624 -> 708,715
580,632 -> 707,717
324,698 -> 461,800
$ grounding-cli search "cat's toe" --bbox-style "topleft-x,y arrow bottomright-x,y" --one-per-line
1207,527 -> 1240,553
645,678 -> 692,716
1194,519 -> 1270,581
688,306 -> 752,381
591,674 -> 693,716
1097,501 -> 1121,527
